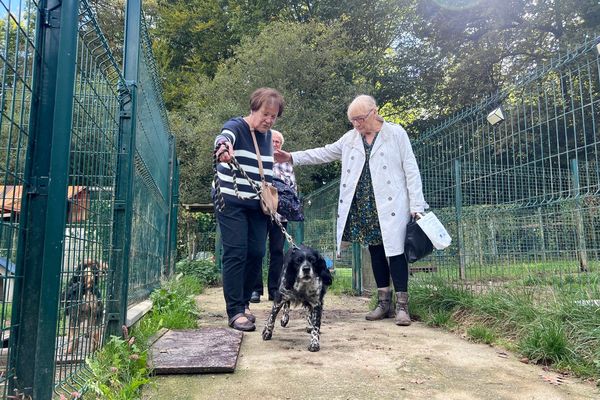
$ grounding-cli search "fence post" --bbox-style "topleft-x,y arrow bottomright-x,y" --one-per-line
352,243 -> 362,293
454,159 -> 466,279
106,0 -> 141,337
166,152 -> 179,275
9,0 -> 80,397
536,207 -> 547,262
570,159 -> 588,271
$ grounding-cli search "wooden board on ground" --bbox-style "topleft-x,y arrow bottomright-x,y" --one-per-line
150,328 -> 243,374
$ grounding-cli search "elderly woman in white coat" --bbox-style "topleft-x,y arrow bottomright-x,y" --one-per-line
274,95 -> 428,325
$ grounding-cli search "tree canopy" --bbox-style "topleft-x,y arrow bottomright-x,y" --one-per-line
147,0 -> 599,202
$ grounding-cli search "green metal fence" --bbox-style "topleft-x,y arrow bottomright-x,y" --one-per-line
409,35 -> 600,300
298,36 -> 600,301
0,0 -> 177,398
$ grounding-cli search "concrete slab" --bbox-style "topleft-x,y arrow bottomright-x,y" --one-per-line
150,328 -> 243,374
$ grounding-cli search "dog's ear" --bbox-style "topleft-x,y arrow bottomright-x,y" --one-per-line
317,253 -> 333,286
283,248 -> 298,290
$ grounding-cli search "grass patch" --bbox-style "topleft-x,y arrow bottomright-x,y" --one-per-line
410,277 -> 600,382
467,324 -> 496,344
329,267 -> 356,295
429,310 -> 456,328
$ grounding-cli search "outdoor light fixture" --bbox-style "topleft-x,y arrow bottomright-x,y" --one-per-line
595,41 -> 600,56
486,106 -> 505,126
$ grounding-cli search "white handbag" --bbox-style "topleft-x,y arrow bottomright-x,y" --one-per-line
416,212 -> 452,250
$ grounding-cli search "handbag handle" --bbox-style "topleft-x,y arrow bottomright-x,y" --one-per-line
249,126 -> 267,182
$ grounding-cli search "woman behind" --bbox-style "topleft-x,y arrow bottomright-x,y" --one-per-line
213,87 -> 285,331
275,94 -> 428,326
250,130 -> 297,303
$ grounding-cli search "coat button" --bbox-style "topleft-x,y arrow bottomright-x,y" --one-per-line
347,169 -> 350,173
381,152 -> 384,156
340,199 -> 343,203
388,197 -> 392,201
387,180 -> 391,184
383,165 -> 387,169
342,184 -> 346,188
391,212 -> 395,216
351,156 -> 354,160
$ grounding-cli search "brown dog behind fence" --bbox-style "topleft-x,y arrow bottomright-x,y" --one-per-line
61,259 -> 107,355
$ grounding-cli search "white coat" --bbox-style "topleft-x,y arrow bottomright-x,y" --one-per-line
291,121 -> 428,256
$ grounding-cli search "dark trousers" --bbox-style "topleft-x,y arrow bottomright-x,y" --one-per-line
368,244 -> 409,292
216,204 -> 268,320
254,220 -> 287,298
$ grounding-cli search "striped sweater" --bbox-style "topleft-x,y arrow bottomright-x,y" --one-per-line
214,117 -> 273,208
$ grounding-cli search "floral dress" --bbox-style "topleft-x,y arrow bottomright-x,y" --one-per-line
342,134 -> 383,246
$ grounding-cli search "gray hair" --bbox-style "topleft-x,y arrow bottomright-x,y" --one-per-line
272,129 -> 284,145
348,95 -> 377,111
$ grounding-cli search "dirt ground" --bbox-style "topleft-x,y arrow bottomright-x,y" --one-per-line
143,287 -> 599,400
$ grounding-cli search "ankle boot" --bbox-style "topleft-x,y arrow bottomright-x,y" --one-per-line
366,288 -> 392,321
394,292 -> 411,326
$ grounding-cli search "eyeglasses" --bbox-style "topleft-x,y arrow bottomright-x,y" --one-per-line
349,108 -> 374,124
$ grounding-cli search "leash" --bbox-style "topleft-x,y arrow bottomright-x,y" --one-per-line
213,146 -> 299,249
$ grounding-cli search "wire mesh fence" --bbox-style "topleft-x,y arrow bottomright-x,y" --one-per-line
408,35 -> 600,302
0,0 -> 177,397
53,0 -> 122,393
126,15 -> 174,303
0,0 -> 38,395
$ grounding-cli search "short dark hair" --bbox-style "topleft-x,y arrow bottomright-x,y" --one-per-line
249,87 -> 285,117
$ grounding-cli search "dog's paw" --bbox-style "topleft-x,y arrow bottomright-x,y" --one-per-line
280,314 -> 290,327
308,342 -> 320,352
261,327 -> 272,340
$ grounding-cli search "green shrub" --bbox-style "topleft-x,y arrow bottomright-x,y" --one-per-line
176,258 -> 221,286
83,334 -> 149,400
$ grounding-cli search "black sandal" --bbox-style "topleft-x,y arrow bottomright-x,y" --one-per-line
228,313 -> 256,332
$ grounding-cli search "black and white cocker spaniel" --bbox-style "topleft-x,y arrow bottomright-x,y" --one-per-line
262,245 -> 333,352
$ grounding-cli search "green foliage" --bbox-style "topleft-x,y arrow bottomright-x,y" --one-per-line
467,324 -> 496,345
159,0 -> 599,203
411,0 -> 599,114
148,279 -> 200,330
410,280 -> 600,379
176,258 -> 220,287
84,335 -> 149,400
173,20 -> 368,202
328,268 -> 355,295
83,277 -> 203,399
177,210 -> 216,261
429,310 -> 455,328
520,320 -> 572,365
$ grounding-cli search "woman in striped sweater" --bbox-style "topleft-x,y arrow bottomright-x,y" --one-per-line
213,87 -> 285,331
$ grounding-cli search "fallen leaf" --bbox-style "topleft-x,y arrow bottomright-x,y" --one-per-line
540,374 -> 565,385
519,357 -> 529,364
